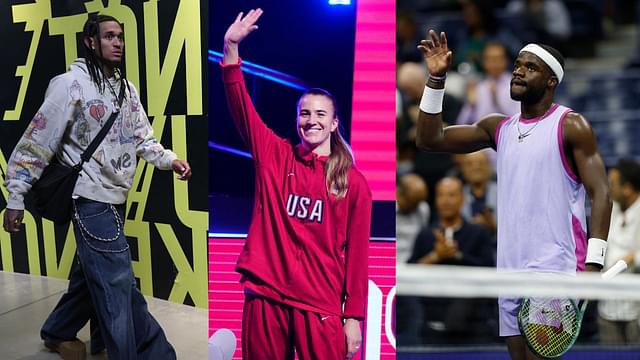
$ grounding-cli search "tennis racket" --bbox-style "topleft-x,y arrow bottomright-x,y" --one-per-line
517,259 -> 628,359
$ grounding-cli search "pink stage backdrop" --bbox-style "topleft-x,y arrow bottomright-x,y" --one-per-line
208,237 -> 396,359
350,0 -> 395,201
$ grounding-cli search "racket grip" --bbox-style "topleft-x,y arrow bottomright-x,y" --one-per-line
602,259 -> 627,279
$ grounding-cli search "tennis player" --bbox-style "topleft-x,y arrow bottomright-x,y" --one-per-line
415,30 -> 612,360
221,9 -> 372,360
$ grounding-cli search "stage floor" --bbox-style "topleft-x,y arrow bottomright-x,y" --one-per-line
0,271 -> 206,359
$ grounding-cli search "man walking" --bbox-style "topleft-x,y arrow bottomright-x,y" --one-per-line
3,14 -> 190,359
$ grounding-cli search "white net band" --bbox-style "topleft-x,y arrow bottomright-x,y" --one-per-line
397,264 -> 640,300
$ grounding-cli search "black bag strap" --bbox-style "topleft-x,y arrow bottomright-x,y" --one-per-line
74,83 -> 126,170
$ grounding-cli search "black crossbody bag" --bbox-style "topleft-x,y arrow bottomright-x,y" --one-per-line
32,87 -> 124,224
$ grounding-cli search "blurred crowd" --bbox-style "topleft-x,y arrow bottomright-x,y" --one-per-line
396,0 -> 640,348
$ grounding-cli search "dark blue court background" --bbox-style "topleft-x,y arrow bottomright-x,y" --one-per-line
399,348 -> 640,359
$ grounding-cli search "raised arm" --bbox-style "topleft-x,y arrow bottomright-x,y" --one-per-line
563,113 -> 612,271
222,9 -> 285,164
415,30 -> 502,153
223,9 -> 262,65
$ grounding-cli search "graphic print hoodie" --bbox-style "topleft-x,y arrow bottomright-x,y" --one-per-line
4,59 -> 177,209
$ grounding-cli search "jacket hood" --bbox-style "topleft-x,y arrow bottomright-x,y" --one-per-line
69,58 -> 126,85
69,58 -> 91,78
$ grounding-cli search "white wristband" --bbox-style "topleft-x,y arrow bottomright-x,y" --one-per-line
419,86 -> 445,114
585,237 -> 607,266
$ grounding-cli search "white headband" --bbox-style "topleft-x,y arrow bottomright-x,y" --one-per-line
519,44 -> 564,83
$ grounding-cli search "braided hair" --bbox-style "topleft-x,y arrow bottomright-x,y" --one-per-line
82,13 -> 129,99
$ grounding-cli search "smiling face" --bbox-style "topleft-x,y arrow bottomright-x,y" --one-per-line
297,94 -> 338,155
510,51 -> 555,103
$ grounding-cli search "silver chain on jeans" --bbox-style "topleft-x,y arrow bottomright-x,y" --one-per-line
73,201 -> 122,242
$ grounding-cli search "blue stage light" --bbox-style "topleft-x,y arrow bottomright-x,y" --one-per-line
328,0 -> 351,5
208,50 -> 309,90
209,232 -> 248,238
208,141 -> 253,159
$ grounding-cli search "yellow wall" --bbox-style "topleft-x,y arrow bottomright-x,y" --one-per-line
0,0 -> 207,308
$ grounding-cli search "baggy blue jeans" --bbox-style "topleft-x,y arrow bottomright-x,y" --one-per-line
41,198 -> 176,359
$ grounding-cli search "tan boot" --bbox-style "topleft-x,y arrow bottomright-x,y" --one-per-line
44,339 -> 87,360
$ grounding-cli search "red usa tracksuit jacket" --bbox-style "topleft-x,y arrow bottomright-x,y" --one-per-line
222,60 -> 372,320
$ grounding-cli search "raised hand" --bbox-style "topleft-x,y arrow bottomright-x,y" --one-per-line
223,9 -> 263,65
224,9 -> 263,45
417,30 -> 452,76
433,229 -> 459,260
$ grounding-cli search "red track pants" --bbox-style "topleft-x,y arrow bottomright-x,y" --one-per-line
242,294 -> 347,360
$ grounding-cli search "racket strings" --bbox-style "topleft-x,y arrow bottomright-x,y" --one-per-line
519,298 -> 582,358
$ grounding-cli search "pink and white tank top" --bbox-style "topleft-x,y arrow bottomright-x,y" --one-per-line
495,103 -> 587,274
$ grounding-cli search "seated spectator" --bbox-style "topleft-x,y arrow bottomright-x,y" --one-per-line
408,177 -> 496,344
459,150 -> 497,234
398,62 -> 463,134
397,174 -> 430,264
397,10 -> 423,63
456,42 -> 520,126
397,140 -> 417,178
506,0 -> 571,51
409,177 -> 494,266
395,173 -> 430,346
453,0 -> 522,73
398,62 -> 461,203
598,159 -> 640,344
397,62 -> 427,142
